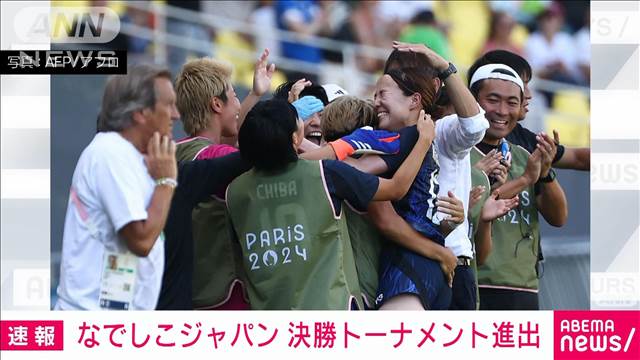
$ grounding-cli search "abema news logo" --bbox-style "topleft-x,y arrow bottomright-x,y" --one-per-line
554,311 -> 639,359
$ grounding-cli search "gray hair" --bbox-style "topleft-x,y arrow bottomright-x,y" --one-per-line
97,64 -> 171,132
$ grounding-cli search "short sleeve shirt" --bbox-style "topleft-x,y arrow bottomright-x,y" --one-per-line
55,132 -> 163,310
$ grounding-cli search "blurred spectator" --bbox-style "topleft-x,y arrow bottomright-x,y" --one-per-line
118,4 -> 154,64
319,0 -> 350,37
399,10 -> 452,60
489,0 -> 521,17
275,0 -> 328,82
557,0 -> 590,33
525,4 -> 583,87
490,0 -> 551,31
166,0 -> 213,76
322,1 -> 353,63
249,0 -> 280,57
251,1 -> 281,59
248,1 -> 288,90
574,8 -> 590,84
376,0 -> 432,41
346,1 -> 391,72
481,11 -> 523,57
202,0 -> 255,23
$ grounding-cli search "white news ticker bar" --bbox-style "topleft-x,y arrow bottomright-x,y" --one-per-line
1,310 -> 555,360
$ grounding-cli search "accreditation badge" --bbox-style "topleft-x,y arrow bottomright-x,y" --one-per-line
98,251 -> 138,310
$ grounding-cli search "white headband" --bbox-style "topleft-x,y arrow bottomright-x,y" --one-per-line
469,64 -> 524,92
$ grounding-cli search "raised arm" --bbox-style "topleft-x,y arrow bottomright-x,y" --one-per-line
237,49 -> 275,133
368,201 -> 457,286
178,152 -> 250,205
534,134 -> 568,226
393,41 -> 487,155
552,129 -> 590,171
301,145 -> 390,176
554,147 -> 590,171
393,41 -> 479,118
120,133 -> 176,257
301,127 -> 399,176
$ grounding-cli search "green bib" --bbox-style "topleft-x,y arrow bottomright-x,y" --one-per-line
176,137 -> 211,163
471,144 -> 541,291
467,166 -> 490,310
468,167 -> 491,240
344,205 -> 384,308
176,138 -> 246,308
226,160 -> 363,310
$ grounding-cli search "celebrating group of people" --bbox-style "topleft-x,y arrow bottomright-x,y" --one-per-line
55,41 -> 589,311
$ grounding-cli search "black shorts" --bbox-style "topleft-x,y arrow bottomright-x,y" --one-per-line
479,287 -> 539,310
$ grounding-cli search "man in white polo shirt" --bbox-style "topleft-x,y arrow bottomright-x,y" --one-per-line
55,65 -> 179,310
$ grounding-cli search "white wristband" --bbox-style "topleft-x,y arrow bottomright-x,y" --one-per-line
155,177 -> 178,189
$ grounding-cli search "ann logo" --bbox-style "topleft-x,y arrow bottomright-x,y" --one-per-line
52,12 -> 105,38
16,7 -> 120,44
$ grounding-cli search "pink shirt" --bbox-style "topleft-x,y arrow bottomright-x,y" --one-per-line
177,137 -> 239,199
194,143 -> 238,160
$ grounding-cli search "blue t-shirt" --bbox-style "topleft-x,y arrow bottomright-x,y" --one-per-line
275,0 -> 323,64
381,125 -> 444,244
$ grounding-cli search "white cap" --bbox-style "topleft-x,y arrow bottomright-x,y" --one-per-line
322,83 -> 349,102
469,64 -> 524,92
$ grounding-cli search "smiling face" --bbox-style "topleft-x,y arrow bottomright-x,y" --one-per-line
477,79 -> 522,144
304,111 -> 324,145
373,74 -> 416,131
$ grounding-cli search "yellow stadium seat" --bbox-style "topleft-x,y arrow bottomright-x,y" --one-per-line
553,90 -> 590,117
544,112 -> 590,148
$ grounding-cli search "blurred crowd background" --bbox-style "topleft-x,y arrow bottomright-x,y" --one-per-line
54,0 -> 590,148
50,0 -> 591,309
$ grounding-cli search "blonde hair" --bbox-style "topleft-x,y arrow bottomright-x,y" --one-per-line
321,96 -> 378,141
175,58 -> 233,136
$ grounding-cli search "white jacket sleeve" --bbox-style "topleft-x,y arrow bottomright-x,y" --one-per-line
436,104 -> 489,158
